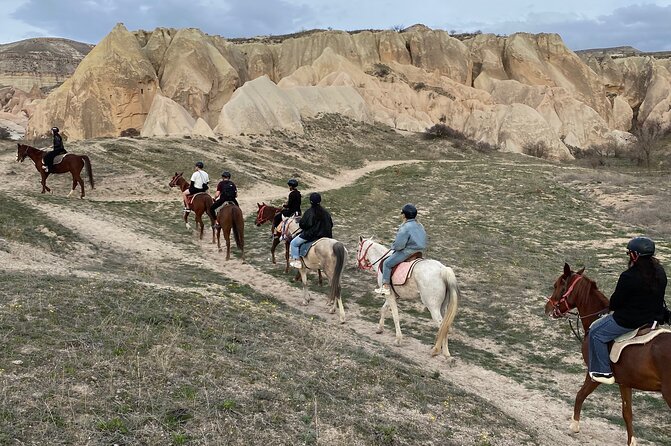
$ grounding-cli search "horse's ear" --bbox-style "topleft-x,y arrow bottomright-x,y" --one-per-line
563,263 -> 571,276
179,172 -> 183,176
577,267 -> 585,275
359,235 -> 363,242
257,203 -> 261,208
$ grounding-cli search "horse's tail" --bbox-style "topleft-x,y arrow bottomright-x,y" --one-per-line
82,155 -> 95,189
432,266 -> 460,357
329,241 -> 347,302
232,206 -> 244,250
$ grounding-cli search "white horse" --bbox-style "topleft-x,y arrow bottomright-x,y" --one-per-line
356,236 -> 460,357
284,217 -> 347,323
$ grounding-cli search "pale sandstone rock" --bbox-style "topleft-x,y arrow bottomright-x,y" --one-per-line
26,23 -> 158,140
141,94 -> 195,137
192,117 -> 216,139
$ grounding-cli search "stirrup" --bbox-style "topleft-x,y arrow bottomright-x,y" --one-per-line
183,208 -> 191,213
589,372 -> 615,385
289,260 -> 302,268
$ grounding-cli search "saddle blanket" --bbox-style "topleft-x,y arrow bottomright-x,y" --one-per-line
42,153 -> 69,167
298,238 -> 328,264
391,259 -> 423,286
187,192 -> 209,205
610,327 -> 671,363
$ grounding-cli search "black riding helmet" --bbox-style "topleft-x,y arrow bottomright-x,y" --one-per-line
401,203 -> 418,219
287,178 -> 298,188
195,161 -> 204,168
309,192 -> 321,205
627,237 -> 655,256
51,127 -> 59,134
221,171 -> 231,178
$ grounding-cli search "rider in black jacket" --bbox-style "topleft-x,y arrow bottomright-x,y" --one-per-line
43,127 -> 66,172
289,192 -> 333,267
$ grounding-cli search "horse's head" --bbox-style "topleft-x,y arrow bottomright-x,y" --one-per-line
17,143 -> 29,162
169,172 -> 184,188
357,236 -> 379,271
545,263 -> 586,318
255,202 -> 275,226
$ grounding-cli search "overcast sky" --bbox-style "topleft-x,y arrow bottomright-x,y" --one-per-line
1,0 -> 670,51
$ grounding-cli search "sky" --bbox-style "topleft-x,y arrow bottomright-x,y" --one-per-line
1,0 -> 670,51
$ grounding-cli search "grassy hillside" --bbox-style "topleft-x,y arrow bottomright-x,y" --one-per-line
0,117 -> 669,445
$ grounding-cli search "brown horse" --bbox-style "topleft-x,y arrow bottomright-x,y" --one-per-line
168,172 -> 215,242
17,143 -> 94,198
216,203 -> 244,261
545,263 -> 671,446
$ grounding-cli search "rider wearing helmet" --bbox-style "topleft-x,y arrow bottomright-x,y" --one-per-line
374,204 -> 427,295
273,178 -> 302,230
42,126 -> 67,173
210,171 -> 239,223
588,236 -> 668,384
289,192 -> 333,268
182,161 -> 209,212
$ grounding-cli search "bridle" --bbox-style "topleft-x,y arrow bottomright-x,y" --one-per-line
547,273 -> 607,342
255,204 -> 276,226
169,174 -> 183,188
356,239 -> 390,272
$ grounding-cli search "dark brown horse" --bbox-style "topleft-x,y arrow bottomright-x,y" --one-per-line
169,172 -> 215,242
17,143 -> 94,198
216,203 -> 244,261
545,263 -> 671,446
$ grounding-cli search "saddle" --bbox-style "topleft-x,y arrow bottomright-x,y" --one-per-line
381,253 -> 424,287
609,325 -> 671,363
187,192 -> 209,205
42,153 -> 68,169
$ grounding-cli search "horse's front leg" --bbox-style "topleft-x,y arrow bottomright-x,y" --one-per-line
619,386 -> 637,446
40,173 -> 50,193
300,268 -> 310,306
271,237 -> 280,264
216,227 -> 222,252
183,209 -> 190,229
224,231 -> 231,261
195,214 -> 204,240
570,373 -> 600,433
376,300 -> 389,334
387,294 -> 403,346
284,241 -> 290,273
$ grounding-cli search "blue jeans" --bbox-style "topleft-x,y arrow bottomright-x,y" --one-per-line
290,235 -> 308,260
381,251 -> 412,284
588,314 -> 631,374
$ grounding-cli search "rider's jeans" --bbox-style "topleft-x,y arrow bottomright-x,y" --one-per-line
588,314 -> 631,374
290,235 -> 308,259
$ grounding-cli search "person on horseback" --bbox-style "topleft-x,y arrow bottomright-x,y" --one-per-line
273,178 -> 302,230
374,204 -> 427,296
42,127 -> 67,173
289,192 -> 333,268
588,236 -> 668,384
210,171 -> 239,227
182,161 -> 209,212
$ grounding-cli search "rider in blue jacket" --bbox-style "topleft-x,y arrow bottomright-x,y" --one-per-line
375,204 -> 427,295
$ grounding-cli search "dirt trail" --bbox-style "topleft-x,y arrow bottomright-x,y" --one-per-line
0,154 -> 637,445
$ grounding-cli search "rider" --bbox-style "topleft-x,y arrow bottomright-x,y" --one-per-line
42,127 -> 66,173
374,204 -> 427,296
182,161 -> 209,212
210,171 -> 239,225
273,178 -> 302,231
588,236 -> 668,384
289,192 -> 333,268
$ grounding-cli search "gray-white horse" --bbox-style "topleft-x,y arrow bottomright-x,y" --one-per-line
356,237 -> 460,357
284,217 -> 347,323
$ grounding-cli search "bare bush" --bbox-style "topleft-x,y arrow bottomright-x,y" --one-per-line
631,121 -> 669,168
523,142 -> 550,158
473,141 -> 498,154
369,63 -> 391,78
413,82 -> 427,91
120,128 -> 140,138
0,127 -> 10,140
423,123 -> 465,140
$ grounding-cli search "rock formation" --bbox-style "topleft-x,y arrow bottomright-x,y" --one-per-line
16,24 -> 671,157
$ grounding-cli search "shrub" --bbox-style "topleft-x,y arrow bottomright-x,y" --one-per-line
523,142 -> 550,158
423,123 -> 465,140
413,82 -> 427,91
120,128 -> 140,138
473,141 -> 498,154
370,63 -> 391,78
0,127 -> 10,140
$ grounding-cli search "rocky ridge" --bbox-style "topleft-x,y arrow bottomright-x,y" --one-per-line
16,24 -> 671,158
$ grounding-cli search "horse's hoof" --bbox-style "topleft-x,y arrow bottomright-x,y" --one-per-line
430,348 -> 441,357
375,327 -> 384,334
329,308 -> 336,314
339,319 -> 346,325
569,418 -> 580,434
394,338 -> 402,347
301,300 -> 309,306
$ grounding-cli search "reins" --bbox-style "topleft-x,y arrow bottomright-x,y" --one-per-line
356,240 -> 390,273
547,274 -> 608,342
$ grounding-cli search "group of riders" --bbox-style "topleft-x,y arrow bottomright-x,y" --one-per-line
179,160 -> 669,387
41,127 -> 667,389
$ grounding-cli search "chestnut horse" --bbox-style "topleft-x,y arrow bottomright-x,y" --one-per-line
545,263 -> 671,446
168,172 -> 215,242
356,237 -> 460,357
255,202 -> 284,265
216,203 -> 244,261
17,143 -> 94,198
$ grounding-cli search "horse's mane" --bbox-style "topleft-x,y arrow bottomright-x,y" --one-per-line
577,273 -> 610,309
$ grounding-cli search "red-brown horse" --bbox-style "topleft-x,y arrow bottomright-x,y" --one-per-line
255,202 -> 284,264
169,172 -> 215,242
545,263 -> 671,446
216,203 -> 244,261
17,143 -> 94,198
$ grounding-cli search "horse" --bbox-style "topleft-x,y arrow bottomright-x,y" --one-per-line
17,143 -> 94,199
168,172 -> 215,242
216,203 -> 245,261
279,215 -> 323,285
545,263 -> 671,446
356,237 -> 460,358
255,202 -> 284,265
